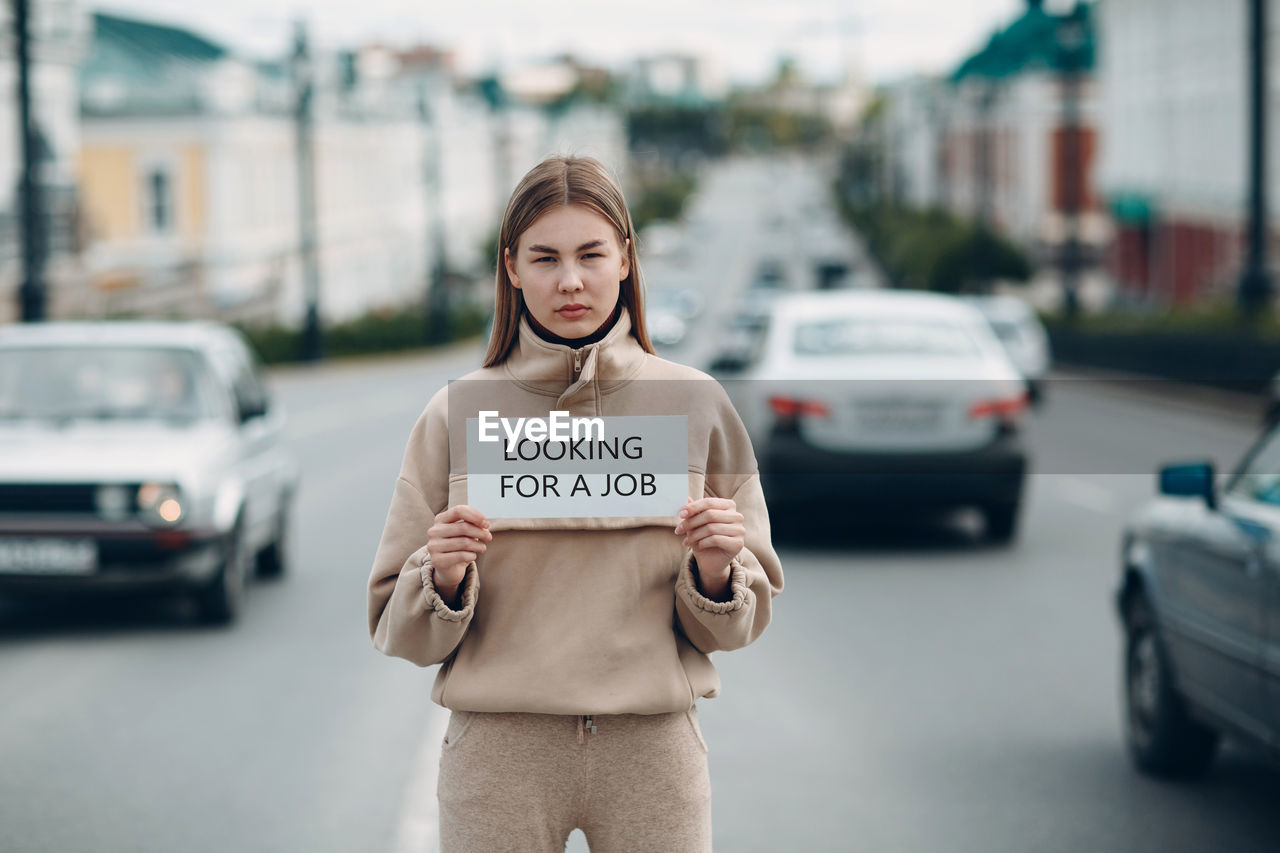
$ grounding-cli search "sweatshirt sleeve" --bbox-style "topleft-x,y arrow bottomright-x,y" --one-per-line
367,391 -> 479,667
674,389 -> 784,653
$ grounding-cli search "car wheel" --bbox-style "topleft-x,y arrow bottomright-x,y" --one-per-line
1123,595 -> 1219,778
256,505 -> 290,580
983,501 -> 1020,544
194,523 -> 248,625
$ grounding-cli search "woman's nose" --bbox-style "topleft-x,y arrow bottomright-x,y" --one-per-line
559,268 -> 585,292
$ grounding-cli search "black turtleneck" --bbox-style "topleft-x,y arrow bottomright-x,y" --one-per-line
526,300 -> 623,349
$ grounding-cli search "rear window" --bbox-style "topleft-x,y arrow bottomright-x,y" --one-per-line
793,318 -> 980,357
0,346 -> 222,422
987,319 -> 1022,344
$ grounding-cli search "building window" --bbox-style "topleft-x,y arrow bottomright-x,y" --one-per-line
146,168 -> 172,233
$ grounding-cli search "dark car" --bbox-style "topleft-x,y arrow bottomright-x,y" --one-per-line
1117,426 -> 1280,777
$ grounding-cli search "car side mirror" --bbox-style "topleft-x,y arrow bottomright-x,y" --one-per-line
1159,461 -> 1216,510
239,397 -> 268,423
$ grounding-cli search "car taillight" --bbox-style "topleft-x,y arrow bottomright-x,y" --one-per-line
769,395 -> 831,419
968,393 -> 1028,423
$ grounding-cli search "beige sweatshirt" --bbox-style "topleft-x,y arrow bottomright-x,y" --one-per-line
366,309 -> 784,714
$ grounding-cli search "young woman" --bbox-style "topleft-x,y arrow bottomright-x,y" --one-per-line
367,155 -> 783,852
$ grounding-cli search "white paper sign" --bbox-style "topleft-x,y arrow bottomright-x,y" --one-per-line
466,414 -> 688,519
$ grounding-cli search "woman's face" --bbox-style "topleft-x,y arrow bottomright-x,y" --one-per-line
505,204 -> 629,339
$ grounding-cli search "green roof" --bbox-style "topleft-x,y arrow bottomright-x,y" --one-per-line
953,0 -> 1094,82
91,12 -> 228,63
81,13 -> 233,115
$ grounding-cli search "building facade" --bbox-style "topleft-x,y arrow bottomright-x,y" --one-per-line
1098,0 -> 1277,305
75,13 -> 432,325
72,14 -> 630,326
877,1 -> 1105,284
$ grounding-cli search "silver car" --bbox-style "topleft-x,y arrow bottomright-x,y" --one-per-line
713,290 -> 1030,542
962,295 -> 1052,404
0,322 -> 297,624
1117,426 -> 1280,778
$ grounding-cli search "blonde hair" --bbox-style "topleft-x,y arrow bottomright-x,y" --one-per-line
483,155 -> 655,367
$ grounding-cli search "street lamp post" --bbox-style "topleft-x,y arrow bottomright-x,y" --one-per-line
293,21 -> 323,361
14,0 -> 47,322
1239,0 -> 1272,322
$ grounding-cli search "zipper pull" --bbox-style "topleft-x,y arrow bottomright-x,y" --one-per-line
585,715 -> 596,734
573,349 -> 583,375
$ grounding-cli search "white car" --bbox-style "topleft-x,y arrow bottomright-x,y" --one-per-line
962,295 -> 1052,404
714,290 -> 1030,542
645,285 -> 705,348
0,322 -> 298,623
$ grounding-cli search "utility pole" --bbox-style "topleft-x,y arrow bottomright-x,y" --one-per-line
1057,8 -> 1088,321
975,83 -> 996,231
972,81 -> 997,294
934,91 -> 951,212
1239,0 -> 1271,322
15,0 -> 47,322
419,91 -> 450,344
293,21 -> 323,361
480,75 -> 510,228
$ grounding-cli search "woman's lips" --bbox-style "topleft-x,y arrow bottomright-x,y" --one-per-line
557,305 -> 589,319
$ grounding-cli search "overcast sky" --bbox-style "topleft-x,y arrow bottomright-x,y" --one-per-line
95,0 -> 1033,85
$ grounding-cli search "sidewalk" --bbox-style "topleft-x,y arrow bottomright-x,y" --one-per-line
1048,365 -> 1268,423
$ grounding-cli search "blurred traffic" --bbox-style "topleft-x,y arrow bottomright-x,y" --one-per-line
4,1 -> 1280,852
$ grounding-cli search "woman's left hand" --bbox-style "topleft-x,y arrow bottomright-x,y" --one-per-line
675,497 -> 745,593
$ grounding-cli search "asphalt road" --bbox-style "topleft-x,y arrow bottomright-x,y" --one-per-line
3,157 -> 1280,853
3,339 -> 1277,853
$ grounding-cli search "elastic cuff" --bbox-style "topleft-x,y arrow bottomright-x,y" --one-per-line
420,559 -> 478,622
677,553 -> 747,614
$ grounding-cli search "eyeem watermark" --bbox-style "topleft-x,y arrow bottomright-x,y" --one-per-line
477,410 -> 605,454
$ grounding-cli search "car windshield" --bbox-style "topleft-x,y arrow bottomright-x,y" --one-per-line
793,317 -> 980,357
1230,426 -> 1280,506
0,346 -> 221,422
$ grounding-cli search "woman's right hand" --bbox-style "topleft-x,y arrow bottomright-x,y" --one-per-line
427,505 -> 491,603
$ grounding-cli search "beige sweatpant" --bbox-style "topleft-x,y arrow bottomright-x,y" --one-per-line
437,707 -> 712,852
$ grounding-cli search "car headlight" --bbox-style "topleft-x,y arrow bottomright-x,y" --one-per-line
137,483 -> 184,526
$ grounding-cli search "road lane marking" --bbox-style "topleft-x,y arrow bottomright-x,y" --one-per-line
391,703 -> 450,853
1054,476 -> 1117,514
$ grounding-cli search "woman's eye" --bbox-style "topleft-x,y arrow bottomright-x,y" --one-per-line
583,253 -> 602,259
534,257 -> 554,263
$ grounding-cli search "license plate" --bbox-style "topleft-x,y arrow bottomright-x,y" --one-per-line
0,538 -> 98,575
858,415 -> 939,433
855,402 -> 942,433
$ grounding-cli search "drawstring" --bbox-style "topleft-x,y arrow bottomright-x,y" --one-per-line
576,715 -> 597,744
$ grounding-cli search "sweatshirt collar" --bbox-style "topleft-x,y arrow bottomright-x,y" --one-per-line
506,306 -> 647,402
